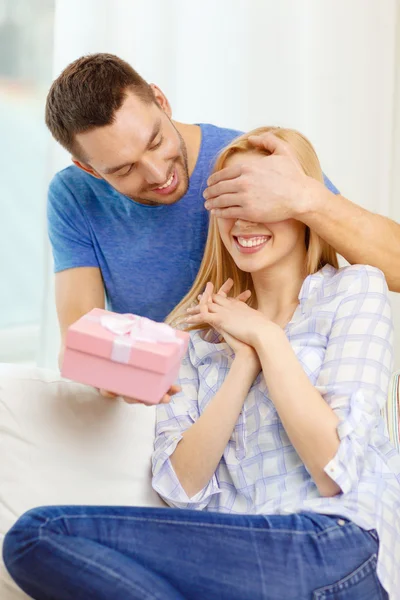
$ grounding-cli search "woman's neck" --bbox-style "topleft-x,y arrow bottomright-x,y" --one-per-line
252,258 -> 307,327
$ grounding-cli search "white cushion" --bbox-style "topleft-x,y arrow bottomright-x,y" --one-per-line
0,363 -> 164,599
386,370 -> 400,451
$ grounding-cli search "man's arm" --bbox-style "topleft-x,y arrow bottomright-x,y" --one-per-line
56,266 -> 105,369
203,132 -> 400,292
56,267 -> 178,406
299,180 -> 400,292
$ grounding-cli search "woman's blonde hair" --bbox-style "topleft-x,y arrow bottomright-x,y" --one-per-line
167,126 -> 338,330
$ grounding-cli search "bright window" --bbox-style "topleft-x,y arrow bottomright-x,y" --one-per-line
0,0 -> 55,362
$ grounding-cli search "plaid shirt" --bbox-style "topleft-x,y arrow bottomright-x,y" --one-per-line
152,264 -> 400,599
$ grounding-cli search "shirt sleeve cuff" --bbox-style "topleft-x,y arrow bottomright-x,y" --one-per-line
152,434 -> 221,510
323,452 -> 351,494
323,389 -> 379,494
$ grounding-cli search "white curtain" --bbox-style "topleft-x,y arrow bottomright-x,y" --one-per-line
38,0 -> 399,369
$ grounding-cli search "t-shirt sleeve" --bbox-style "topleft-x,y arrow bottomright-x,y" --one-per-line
322,172 -> 340,195
47,172 -> 99,273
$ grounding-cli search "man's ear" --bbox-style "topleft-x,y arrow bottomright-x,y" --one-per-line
72,158 -> 102,179
150,84 -> 172,118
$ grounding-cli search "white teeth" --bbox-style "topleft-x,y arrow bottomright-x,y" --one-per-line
237,236 -> 269,248
157,172 -> 174,190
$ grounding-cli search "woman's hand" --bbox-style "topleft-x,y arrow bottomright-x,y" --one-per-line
185,279 -> 266,360
186,278 -> 251,322
191,281 -> 260,376
186,280 -> 251,356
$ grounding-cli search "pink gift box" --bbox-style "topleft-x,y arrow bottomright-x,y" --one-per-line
61,308 -> 189,404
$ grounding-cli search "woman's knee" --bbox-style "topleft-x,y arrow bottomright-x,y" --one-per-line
3,506 -> 59,572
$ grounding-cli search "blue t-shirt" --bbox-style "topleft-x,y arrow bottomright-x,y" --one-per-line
48,123 -> 339,322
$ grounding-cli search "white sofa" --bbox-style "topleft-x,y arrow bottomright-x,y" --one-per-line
0,364 -> 165,599
0,364 -> 399,599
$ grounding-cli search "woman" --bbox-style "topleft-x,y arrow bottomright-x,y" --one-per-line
153,127 -> 400,599
4,128 -> 400,600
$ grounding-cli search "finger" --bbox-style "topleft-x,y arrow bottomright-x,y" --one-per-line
160,395 -> 171,404
199,282 -> 214,306
185,312 -> 218,325
217,278 -> 234,298
210,207 -> 246,219
247,132 -> 292,156
199,283 -> 211,304
99,389 -> 118,398
122,396 -> 141,404
206,164 -> 242,188
211,294 -> 231,307
168,385 -> 181,395
186,305 -> 201,314
237,290 -> 252,302
203,297 -> 223,313
204,194 -> 242,212
203,179 -> 240,200
184,313 -> 207,324
248,133 -> 302,171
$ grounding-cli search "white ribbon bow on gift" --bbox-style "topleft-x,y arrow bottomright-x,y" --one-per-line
99,314 -> 183,364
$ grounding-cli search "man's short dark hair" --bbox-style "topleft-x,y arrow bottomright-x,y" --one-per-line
45,53 -> 155,160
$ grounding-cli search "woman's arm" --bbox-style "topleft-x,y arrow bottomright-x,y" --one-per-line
171,352 -> 258,498
253,266 -> 393,497
152,332 -> 259,507
254,324 -> 341,497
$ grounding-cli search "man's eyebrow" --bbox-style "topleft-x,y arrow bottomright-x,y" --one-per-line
102,119 -> 162,176
103,161 -> 134,175
145,118 -> 162,149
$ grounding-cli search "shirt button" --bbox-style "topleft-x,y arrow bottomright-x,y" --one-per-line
329,467 -> 335,473
337,519 -> 346,526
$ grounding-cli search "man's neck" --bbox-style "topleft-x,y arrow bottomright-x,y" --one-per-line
173,121 -> 202,177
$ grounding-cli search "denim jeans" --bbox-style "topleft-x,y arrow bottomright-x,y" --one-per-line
3,505 -> 388,600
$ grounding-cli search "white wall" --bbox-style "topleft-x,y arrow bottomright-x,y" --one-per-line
39,0 -> 400,368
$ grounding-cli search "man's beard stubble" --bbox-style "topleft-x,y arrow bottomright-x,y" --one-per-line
126,122 -> 190,206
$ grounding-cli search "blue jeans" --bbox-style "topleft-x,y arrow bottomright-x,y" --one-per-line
3,506 -> 388,600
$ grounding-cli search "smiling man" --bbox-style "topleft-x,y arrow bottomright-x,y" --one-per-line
46,53 -> 400,383
47,55 -> 240,347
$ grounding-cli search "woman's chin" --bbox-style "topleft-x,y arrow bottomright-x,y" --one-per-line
232,254 -> 275,273
235,263 -> 270,275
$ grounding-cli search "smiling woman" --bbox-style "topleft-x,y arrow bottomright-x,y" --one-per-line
167,127 -> 339,329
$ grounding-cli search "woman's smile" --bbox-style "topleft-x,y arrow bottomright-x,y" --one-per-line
233,234 -> 272,254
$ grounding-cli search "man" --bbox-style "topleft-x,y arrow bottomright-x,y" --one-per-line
46,53 -> 400,401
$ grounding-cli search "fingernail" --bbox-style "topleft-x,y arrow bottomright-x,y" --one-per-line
204,202 -> 210,209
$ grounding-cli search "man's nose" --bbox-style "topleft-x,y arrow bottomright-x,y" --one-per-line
141,157 -> 168,187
